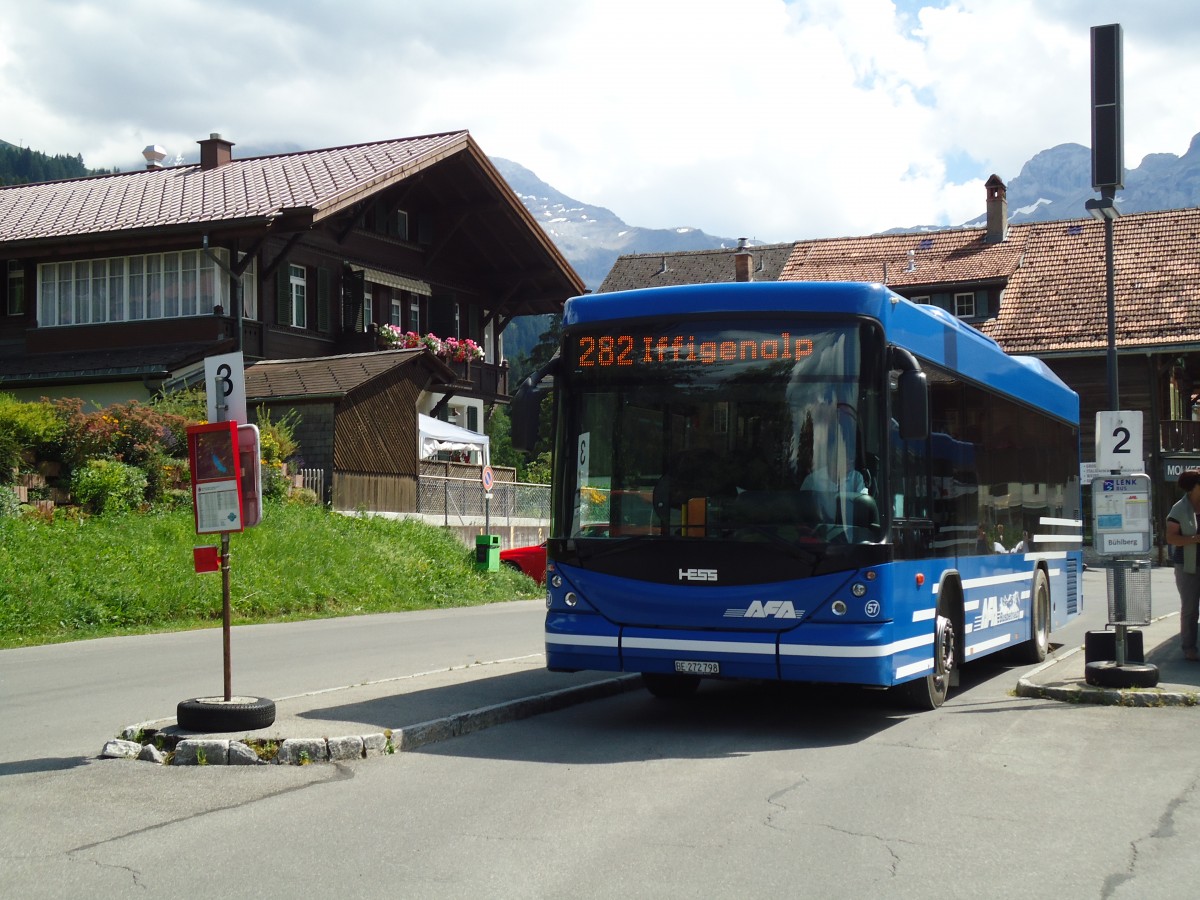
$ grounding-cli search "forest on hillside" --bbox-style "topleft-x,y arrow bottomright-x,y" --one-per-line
0,142 -> 112,185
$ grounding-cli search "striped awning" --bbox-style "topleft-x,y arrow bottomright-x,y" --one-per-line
352,266 -> 432,296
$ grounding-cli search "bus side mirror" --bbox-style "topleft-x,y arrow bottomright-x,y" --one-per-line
511,355 -> 560,452
510,379 -> 542,452
897,369 -> 929,441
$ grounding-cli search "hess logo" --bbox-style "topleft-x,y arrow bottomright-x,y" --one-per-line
678,568 -> 718,582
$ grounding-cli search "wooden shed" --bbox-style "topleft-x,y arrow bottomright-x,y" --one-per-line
245,349 -> 461,512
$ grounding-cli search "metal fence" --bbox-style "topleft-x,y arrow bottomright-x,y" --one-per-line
417,474 -> 551,526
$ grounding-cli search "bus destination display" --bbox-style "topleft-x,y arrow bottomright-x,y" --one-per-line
573,330 -> 815,370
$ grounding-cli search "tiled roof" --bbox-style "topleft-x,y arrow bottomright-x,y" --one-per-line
980,209 -> 1200,355
245,349 -> 454,401
598,243 -> 795,293
0,342 -> 216,385
0,132 -> 470,244
779,228 -> 1025,287
598,207 -> 1200,357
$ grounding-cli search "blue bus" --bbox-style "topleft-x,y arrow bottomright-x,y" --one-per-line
512,282 -> 1083,708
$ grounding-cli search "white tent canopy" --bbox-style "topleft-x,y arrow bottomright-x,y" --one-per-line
418,414 -> 490,467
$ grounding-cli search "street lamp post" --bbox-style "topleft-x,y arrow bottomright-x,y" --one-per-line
1086,191 -> 1121,410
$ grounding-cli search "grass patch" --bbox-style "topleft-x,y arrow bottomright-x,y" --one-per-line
0,503 -> 540,648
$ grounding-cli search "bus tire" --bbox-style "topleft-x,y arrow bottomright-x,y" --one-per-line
1014,568 -> 1051,664
642,673 -> 701,699
896,611 -> 955,710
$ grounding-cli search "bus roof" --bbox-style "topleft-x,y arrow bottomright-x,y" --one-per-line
563,282 -> 1079,425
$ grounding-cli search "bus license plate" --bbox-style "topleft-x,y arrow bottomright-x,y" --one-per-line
675,660 -> 719,675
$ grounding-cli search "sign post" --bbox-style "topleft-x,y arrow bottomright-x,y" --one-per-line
174,354 -> 276,733
1087,409 -> 1158,688
481,465 -> 494,534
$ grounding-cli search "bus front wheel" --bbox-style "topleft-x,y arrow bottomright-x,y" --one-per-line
897,612 -> 955,710
642,673 -> 701,699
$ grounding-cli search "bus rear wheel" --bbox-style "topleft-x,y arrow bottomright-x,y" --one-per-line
642,673 -> 701,699
897,612 -> 955,711
1014,569 -> 1050,664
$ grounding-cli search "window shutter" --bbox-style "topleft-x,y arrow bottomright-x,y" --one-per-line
276,267 -> 290,326
317,267 -> 331,333
341,269 -> 364,331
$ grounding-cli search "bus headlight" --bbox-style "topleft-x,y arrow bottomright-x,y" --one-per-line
551,574 -> 563,589
831,600 -> 848,616
851,583 -> 867,598
564,592 -> 579,608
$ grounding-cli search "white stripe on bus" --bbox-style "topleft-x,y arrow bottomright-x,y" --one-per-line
964,634 -> 1013,656
780,633 -> 933,659
545,634 -> 619,648
623,636 -> 775,656
895,658 -> 934,678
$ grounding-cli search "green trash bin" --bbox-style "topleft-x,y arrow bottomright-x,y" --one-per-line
475,534 -> 500,572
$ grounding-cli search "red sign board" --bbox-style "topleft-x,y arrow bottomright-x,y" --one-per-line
186,422 -> 244,534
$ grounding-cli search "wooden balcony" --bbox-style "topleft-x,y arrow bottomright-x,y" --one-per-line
1161,420 -> 1200,453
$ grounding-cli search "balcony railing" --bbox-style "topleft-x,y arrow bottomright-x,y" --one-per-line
1161,420 -> 1200,453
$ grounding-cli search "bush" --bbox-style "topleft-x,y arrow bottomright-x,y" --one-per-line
151,386 -> 207,423
0,485 -> 20,518
0,394 -> 65,477
71,458 -> 149,514
0,429 -> 18,485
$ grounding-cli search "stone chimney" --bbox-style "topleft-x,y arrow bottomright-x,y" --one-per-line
198,133 -> 234,170
734,237 -> 753,282
985,174 -> 1008,243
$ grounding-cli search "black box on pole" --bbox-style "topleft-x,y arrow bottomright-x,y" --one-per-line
1084,629 -> 1144,663
1090,23 -> 1124,190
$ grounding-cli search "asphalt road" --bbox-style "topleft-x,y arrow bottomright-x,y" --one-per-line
4,573 -> 1199,898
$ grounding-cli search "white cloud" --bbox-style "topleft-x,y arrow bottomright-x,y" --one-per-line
1,0 -> 1196,241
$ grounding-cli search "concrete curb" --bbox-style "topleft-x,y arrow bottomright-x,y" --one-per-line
1015,645 -> 1200,708
111,673 -> 642,765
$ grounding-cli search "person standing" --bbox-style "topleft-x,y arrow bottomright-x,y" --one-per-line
1165,469 -> 1200,662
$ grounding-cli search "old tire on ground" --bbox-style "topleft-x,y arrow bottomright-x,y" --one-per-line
642,673 -> 701,699
1014,568 -> 1051,664
1083,661 -> 1160,689
896,611 -> 955,710
177,696 -> 276,732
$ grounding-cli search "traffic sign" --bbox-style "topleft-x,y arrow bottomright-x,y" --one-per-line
1095,410 -> 1143,472
481,465 -> 495,492
205,351 -> 247,424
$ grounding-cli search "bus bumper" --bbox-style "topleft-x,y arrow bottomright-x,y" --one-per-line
547,614 -> 931,688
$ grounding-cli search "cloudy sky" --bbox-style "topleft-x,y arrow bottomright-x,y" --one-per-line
1,0 -> 1196,242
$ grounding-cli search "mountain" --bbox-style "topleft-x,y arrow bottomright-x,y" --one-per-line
491,158 -> 743,292
962,130 -> 1200,226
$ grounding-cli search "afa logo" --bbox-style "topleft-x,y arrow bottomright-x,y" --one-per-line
725,601 -> 799,619
977,590 -> 1025,629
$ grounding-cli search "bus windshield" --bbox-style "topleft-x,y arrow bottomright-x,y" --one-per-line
554,318 -> 885,546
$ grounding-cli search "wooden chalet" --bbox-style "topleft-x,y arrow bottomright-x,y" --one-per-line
0,131 -> 584,440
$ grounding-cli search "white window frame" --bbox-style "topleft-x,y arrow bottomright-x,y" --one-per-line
954,292 -> 976,319
289,264 -> 307,329
910,295 -> 931,305
7,260 -> 25,316
238,253 -> 259,320
36,250 -> 229,326
390,296 -> 402,327
408,296 -> 420,333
